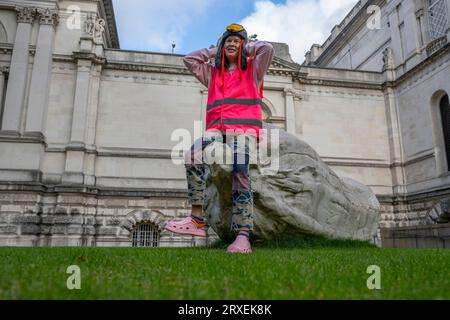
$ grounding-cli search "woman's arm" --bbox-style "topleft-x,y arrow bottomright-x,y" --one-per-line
183,47 -> 218,88
245,41 -> 274,90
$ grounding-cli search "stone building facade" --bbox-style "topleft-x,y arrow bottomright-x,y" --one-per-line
0,0 -> 449,246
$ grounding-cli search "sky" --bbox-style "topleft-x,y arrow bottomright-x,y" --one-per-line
112,0 -> 358,63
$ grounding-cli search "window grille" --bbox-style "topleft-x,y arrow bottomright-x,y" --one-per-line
131,222 -> 160,247
439,95 -> 450,171
428,0 -> 449,39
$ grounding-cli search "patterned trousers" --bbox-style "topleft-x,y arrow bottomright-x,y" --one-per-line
184,132 -> 256,233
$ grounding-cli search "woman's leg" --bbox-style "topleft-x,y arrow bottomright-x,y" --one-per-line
165,135 -> 215,236
230,135 -> 254,236
185,136 -> 216,218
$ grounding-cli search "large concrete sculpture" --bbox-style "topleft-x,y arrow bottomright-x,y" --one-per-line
202,125 -> 380,241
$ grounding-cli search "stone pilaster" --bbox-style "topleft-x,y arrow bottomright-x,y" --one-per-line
62,37 -> 105,185
200,89 -> 208,131
0,7 -> 36,136
387,6 -> 404,72
283,88 -> 297,135
24,8 -> 59,139
383,86 -> 406,198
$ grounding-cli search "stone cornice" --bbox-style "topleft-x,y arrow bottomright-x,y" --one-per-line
101,0 -> 120,48
104,61 -> 191,75
0,182 -> 188,198
0,131 -> 47,146
73,51 -> 106,65
298,77 -> 383,90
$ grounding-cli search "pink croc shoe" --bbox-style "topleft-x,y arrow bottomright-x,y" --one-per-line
165,216 -> 206,237
227,235 -> 252,254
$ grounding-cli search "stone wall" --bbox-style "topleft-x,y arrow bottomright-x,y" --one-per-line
0,187 -> 219,247
381,223 -> 450,248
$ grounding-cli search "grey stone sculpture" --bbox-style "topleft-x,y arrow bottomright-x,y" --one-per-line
202,124 -> 380,241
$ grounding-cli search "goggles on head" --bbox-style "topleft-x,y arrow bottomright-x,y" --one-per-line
226,23 -> 245,33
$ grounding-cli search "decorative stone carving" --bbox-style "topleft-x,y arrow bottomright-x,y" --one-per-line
85,14 -> 106,39
15,6 -> 36,24
283,88 -> 303,101
37,8 -> 59,27
203,124 -> 381,241
0,66 -> 9,74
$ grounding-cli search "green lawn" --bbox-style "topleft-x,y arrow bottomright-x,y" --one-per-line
0,236 -> 449,300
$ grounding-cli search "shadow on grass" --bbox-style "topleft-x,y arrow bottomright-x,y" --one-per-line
209,234 -> 377,250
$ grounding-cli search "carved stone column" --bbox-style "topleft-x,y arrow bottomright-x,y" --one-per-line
1,7 -> 36,135
24,8 -> 59,139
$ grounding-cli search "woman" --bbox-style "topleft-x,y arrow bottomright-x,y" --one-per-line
165,24 -> 274,253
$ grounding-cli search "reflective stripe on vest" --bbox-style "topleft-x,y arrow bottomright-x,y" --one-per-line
208,118 -> 262,128
207,98 -> 262,111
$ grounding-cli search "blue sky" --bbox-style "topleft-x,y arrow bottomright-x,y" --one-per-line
112,0 -> 358,63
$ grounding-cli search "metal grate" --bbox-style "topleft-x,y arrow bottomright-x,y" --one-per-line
131,222 -> 160,247
428,0 -> 449,39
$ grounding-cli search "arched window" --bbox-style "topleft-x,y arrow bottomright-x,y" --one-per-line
131,222 -> 160,247
261,101 -> 271,121
439,94 -> 450,171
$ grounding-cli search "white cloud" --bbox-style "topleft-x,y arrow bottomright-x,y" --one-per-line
113,0 -> 212,52
240,0 -> 358,63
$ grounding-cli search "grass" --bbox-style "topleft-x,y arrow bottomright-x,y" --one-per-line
0,235 -> 449,300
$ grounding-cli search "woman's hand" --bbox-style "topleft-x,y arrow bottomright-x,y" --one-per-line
208,47 -> 218,59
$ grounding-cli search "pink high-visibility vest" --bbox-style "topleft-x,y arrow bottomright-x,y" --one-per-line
206,58 -> 263,141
